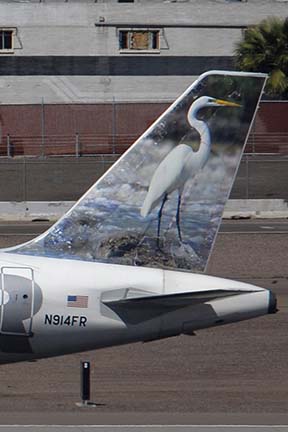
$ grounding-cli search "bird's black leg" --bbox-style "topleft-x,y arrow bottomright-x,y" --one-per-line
157,193 -> 167,248
176,193 -> 182,242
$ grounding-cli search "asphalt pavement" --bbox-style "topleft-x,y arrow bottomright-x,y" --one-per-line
0,426 -> 287,432
0,219 -> 288,237
0,220 -> 287,428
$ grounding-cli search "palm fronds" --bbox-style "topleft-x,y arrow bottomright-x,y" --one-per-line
235,17 -> 288,98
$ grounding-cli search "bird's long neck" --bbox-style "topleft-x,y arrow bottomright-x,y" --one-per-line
189,117 -> 211,168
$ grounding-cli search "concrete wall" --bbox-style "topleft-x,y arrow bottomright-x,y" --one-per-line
0,156 -> 118,201
0,76 -> 195,104
10,25 -> 242,57
1,2 -> 286,30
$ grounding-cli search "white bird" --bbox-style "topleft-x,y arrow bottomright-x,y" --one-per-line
140,96 -> 240,246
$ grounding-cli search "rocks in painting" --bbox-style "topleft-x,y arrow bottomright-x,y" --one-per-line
98,233 -> 203,271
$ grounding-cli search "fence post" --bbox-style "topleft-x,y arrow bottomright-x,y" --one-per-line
23,157 -> 27,202
112,96 -> 116,154
75,132 -> 80,157
245,155 -> 249,200
251,121 -> 255,154
101,154 -> 105,175
41,97 -> 45,158
6,134 -> 11,157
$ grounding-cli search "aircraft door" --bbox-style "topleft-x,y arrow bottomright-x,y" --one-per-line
0,267 -> 35,336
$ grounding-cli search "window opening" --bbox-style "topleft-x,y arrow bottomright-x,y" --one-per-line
119,30 -> 160,51
0,30 -> 13,52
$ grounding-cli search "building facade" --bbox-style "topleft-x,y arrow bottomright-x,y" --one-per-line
0,0 -> 286,104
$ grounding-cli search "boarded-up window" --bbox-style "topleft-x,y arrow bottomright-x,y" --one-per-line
0,30 -> 13,51
119,30 -> 159,51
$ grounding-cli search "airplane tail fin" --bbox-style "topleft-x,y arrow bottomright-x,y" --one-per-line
8,71 -> 267,273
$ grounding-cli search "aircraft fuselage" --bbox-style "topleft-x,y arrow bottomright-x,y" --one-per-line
0,252 -> 276,364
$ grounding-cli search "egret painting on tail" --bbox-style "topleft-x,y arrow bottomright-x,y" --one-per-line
140,96 -> 241,247
10,71 -> 266,273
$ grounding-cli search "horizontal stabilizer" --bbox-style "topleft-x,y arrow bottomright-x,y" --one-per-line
102,288 -> 253,309
101,288 -> 255,324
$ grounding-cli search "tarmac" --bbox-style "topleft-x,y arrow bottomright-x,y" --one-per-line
0,426 -> 287,432
0,219 -> 287,235
1,426 -> 288,432
0,220 -> 286,429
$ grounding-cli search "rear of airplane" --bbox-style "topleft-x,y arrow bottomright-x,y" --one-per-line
0,70 -> 278,363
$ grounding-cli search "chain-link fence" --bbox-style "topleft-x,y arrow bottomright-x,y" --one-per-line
230,154 -> 288,200
0,154 -> 287,202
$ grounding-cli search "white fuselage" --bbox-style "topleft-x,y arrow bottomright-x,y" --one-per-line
0,252 -> 274,364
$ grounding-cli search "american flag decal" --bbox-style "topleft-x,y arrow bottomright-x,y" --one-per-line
67,295 -> 88,308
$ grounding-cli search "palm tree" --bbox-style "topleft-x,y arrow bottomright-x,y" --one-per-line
235,17 -> 288,98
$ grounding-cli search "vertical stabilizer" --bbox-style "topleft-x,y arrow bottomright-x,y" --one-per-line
9,71 -> 266,272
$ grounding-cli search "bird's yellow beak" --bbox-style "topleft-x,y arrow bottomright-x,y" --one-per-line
215,99 -> 241,107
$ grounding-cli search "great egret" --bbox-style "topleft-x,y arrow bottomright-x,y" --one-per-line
140,96 -> 240,246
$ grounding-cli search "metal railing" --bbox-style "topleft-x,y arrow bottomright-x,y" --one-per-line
1,133 -> 139,158
1,132 -> 288,158
246,133 -> 288,154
